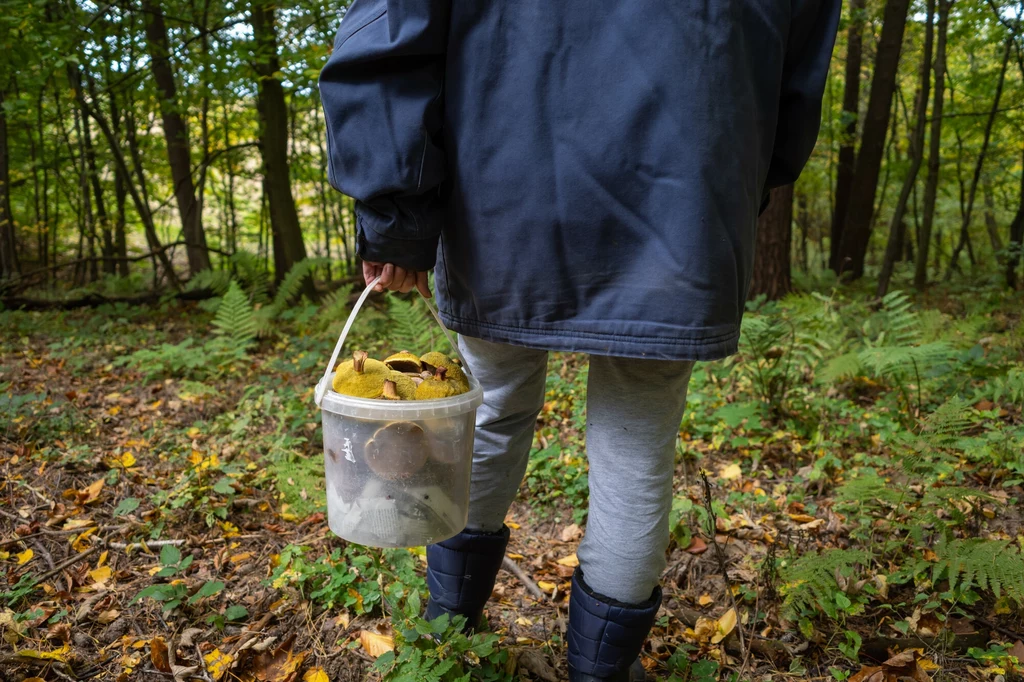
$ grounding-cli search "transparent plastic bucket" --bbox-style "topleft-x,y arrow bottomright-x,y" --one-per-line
313,278 -> 482,548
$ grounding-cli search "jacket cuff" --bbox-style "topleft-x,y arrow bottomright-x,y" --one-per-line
355,204 -> 440,271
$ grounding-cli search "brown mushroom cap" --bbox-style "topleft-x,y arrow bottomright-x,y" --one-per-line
364,422 -> 430,480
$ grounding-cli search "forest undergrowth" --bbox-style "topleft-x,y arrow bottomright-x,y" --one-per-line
2,272 -> 1024,682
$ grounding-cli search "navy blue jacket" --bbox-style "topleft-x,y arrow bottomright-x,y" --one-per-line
320,0 -> 840,361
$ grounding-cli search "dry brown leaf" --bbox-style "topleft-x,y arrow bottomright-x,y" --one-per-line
96,609 -> 120,624
848,667 -> 885,682
517,648 -> 558,682
560,524 -> 583,543
80,478 -> 105,505
685,537 -> 708,555
359,631 -> 394,659
180,627 -> 204,647
150,636 -> 172,673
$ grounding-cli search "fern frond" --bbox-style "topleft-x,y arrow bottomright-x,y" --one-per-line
185,269 -> 231,295
272,257 -> 330,310
858,341 -> 952,380
819,351 -> 863,384
834,472 -> 905,509
932,538 -> 1024,606
388,297 -> 442,354
781,549 -> 871,617
212,280 -> 257,348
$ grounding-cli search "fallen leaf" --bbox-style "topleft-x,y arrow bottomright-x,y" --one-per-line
556,553 -> 579,567
15,644 -> 70,662
698,594 -> 713,607
517,648 -> 558,682
359,630 -> 394,659
62,518 -> 95,531
787,513 -> 817,523
848,666 -> 885,682
80,478 -> 105,504
719,463 -> 742,480
685,537 -> 708,554
560,524 -> 583,543
150,637 -> 172,673
204,648 -> 233,681
16,549 -> 33,565
537,581 -> 557,591
303,669 -> 330,682
1010,640 -> 1024,663
711,608 -> 737,644
171,664 -> 200,681
180,628 -> 204,647
97,610 -> 120,624
89,565 -> 113,585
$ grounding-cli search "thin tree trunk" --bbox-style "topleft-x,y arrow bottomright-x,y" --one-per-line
983,181 -> 1004,262
78,76 -> 114,277
250,0 -> 312,293
878,0 -> 935,297
72,64 -> 180,288
945,35 -> 1013,279
750,185 -> 794,301
1008,143 -> 1024,289
142,0 -> 211,274
836,0 -> 913,280
830,0 -> 867,273
109,89 -> 130,277
915,0 -> 952,289
0,86 -> 18,282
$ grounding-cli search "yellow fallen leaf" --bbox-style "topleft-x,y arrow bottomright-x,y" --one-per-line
698,594 -> 713,607
515,616 -> 533,626
719,463 -> 742,481
16,643 -> 69,662
119,451 -> 137,468
711,608 -> 737,644
80,478 -> 105,504
556,553 -> 579,567
359,630 -> 394,659
63,518 -> 95,531
537,581 -> 557,591
506,522 -> 521,530
303,669 -> 330,682
229,552 -> 253,564
72,527 -> 97,551
89,565 -> 112,585
918,657 -> 941,671
507,553 -> 524,560
204,648 -> 233,681
0,550 -> 8,561
16,549 -> 33,566
97,609 -> 120,624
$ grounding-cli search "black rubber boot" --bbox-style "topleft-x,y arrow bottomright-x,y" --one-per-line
424,526 -> 510,631
567,568 -> 661,682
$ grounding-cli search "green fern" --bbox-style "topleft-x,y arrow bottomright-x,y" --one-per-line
185,269 -> 231,295
991,365 -> 1024,407
874,290 -> 919,347
781,549 -> 871,617
230,252 -> 271,305
388,297 -> 446,354
212,281 -> 257,349
272,257 -> 330,310
932,538 -> 1024,606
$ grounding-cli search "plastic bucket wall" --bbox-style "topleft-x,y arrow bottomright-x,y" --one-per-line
318,375 -> 483,548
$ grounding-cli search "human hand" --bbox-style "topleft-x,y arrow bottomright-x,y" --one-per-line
362,261 -> 432,298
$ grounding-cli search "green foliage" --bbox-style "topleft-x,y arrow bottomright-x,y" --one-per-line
271,257 -> 329,310
212,280 -> 257,348
388,296 -> 449,354
131,545 -> 225,613
780,549 -> 871,620
931,539 -> 1024,606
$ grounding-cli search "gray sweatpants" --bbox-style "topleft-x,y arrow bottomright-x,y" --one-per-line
459,336 -> 694,604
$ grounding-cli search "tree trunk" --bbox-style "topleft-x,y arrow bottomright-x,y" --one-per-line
1008,144 -> 1024,289
142,0 -> 211,274
110,89 -> 130,277
915,0 -> 952,289
830,0 -> 867,273
79,78 -> 113,277
250,0 -> 312,292
945,35 -> 1013,279
878,0 -> 935,297
750,185 -> 794,301
836,0 -> 913,280
983,182 -> 1004,262
0,86 -> 18,282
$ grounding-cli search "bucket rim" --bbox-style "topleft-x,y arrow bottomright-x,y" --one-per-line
317,375 -> 483,419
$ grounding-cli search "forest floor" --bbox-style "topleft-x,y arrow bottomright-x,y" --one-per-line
2,276 -> 1024,682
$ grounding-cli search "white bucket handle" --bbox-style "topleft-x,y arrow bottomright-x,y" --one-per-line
314,276 -> 473,406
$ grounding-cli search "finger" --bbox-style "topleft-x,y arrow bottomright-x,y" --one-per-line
388,267 -> 409,292
416,272 -> 431,298
363,261 -> 379,288
379,263 -> 395,291
398,269 -> 416,294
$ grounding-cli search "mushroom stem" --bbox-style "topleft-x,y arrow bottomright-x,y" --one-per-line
434,366 -> 448,381
353,350 -> 369,373
382,380 -> 400,400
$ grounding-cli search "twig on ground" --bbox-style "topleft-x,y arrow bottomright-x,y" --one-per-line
501,556 -> 546,601
36,544 -> 102,583
700,470 -> 747,661
31,539 -> 55,570
107,539 -> 186,551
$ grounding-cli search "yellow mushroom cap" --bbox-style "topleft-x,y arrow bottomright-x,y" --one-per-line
384,351 -> 423,374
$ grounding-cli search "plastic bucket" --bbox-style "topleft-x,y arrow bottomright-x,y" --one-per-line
313,279 -> 483,548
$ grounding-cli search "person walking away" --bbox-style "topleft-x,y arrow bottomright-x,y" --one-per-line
319,2 -> 840,680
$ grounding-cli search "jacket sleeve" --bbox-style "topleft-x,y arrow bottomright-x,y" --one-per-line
319,0 -> 450,271
764,0 -> 842,191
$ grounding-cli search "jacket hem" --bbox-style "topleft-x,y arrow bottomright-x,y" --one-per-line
438,311 -> 738,362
